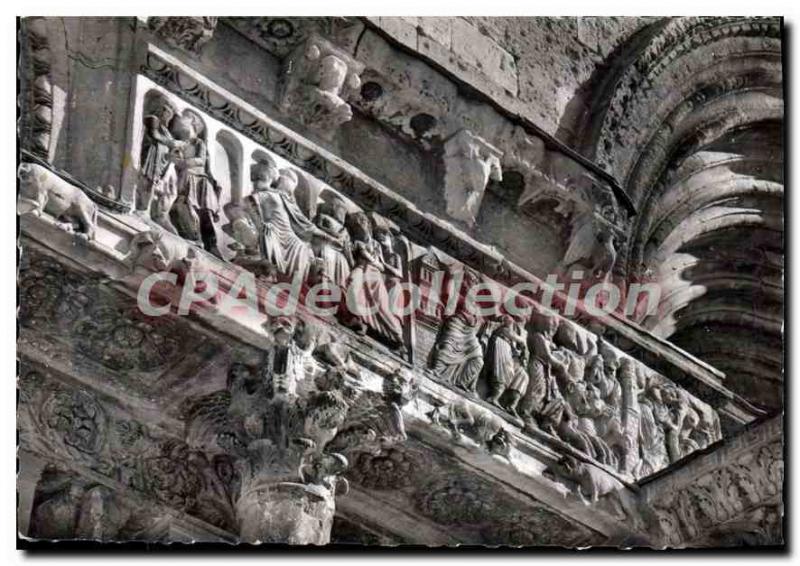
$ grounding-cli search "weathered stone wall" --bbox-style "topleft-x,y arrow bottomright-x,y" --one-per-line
369,17 -> 659,142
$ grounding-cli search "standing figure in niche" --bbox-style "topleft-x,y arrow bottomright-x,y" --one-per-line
372,214 -> 404,302
429,270 -> 484,393
248,165 -> 318,282
483,315 -> 529,418
344,211 -> 405,353
139,96 -> 183,227
169,110 -> 223,257
310,194 -> 353,292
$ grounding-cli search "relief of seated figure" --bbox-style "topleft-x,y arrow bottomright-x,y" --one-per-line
428,269 -> 484,393
482,315 -> 530,421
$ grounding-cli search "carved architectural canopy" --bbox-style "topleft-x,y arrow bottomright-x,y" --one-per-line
17,16 -> 782,549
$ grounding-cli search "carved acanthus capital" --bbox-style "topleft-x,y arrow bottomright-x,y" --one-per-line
148,17 -> 218,53
443,129 -> 503,225
282,35 -> 364,136
182,319 -> 412,544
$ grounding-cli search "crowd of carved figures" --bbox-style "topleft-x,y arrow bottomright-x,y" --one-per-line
428,286 -> 721,479
132,89 -> 721,482
136,91 -> 408,353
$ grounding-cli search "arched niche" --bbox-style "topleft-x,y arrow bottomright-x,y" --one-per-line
212,129 -> 244,204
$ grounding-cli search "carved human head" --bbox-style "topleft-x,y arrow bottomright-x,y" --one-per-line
269,316 -> 296,347
251,160 -> 279,190
169,110 -> 204,142
317,54 -> 348,94
275,168 -> 299,195
345,211 -> 371,240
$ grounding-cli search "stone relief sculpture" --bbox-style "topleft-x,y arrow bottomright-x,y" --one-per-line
428,269 -> 485,393
310,193 -> 353,293
561,212 -> 618,281
282,36 -> 364,135
148,17 -> 219,53
179,317 -> 411,544
343,211 -> 406,353
483,315 -> 530,421
247,163 -> 319,282
169,109 -> 224,257
138,93 -> 180,228
443,129 -> 503,225
18,162 -> 98,241
425,291 -> 720,479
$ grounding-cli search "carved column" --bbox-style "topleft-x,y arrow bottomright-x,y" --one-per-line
443,129 -> 503,225
619,358 -> 641,476
183,317 -> 413,544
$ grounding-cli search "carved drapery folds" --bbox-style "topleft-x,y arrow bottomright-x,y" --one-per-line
443,129 -> 503,226
428,302 -> 721,480
181,318 -> 413,544
281,35 -> 363,136
148,17 -> 218,53
137,92 -> 224,257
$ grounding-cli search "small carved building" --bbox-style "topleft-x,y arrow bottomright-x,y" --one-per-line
17,17 -> 783,547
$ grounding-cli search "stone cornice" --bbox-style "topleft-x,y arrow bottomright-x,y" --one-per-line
129,43 -> 750,420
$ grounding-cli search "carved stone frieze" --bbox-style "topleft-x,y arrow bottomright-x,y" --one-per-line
426,303 -> 721,480
19,256 -> 189,375
346,447 -> 419,490
443,129 -> 503,225
148,17 -> 219,53
640,417 -> 783,547
18,370 -> 239,533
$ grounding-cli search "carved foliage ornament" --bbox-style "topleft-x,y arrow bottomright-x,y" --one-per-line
18,372 -> 239,532
650,440 -> 783,546
148,17 -> 219,53
19,256 -> 184,373
181,319 -> 414,543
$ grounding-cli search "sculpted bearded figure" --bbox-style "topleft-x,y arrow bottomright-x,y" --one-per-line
428,269 -> 484,393
248,164 -> 319,282
518,311 -> 563,430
